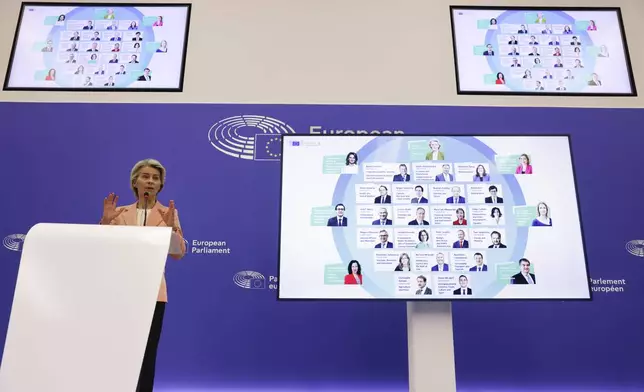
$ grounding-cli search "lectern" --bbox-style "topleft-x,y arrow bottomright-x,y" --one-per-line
0,223 -> 181,392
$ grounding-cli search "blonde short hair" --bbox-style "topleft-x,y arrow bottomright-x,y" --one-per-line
130,158 -> 167,198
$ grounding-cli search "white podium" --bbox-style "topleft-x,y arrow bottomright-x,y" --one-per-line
407,301 -> 456,392
0,223 -> 180,392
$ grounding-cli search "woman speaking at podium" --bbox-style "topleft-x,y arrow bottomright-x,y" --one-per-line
99,158 -> 186,392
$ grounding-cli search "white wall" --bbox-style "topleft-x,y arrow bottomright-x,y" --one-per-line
0,0 -> 641,108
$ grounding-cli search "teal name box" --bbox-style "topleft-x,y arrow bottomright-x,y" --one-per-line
513,205 -> 536,227
310,206 -> 336,226
407,139 -> 429,161
322,155 -> 345,174
324,264 -> 347,285
497,261 -> 536,283
495,154 -> 531,174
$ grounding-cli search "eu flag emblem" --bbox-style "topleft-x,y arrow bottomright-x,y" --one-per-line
254,134 -> 282,161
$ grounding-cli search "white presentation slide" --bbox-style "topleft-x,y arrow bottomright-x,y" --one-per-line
4,4 -> 191,90
279,135 -> 591,300
450,7 -> 635,95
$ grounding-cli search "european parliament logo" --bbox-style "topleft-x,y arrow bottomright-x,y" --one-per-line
625,240 -> 644,257
208,115 -> 296,161
3,234 -> 25,252
233,270 -> 266,289
233,270 -> 279,290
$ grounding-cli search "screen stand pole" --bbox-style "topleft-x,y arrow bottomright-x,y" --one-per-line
407,301 -> 456,392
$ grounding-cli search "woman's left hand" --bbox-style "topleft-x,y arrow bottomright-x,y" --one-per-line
160,200 -> 177,229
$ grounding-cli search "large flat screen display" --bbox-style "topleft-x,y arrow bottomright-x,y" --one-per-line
278,135 -> 591,300
4,3 -> 191,92
450,6 -> 636,96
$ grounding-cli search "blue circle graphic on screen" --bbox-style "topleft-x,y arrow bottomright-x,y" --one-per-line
43,7 -> 154,88
330,136 -> 527,299
484,10 -> 595,92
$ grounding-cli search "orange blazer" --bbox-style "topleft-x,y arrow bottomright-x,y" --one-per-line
102,201 -> 186,302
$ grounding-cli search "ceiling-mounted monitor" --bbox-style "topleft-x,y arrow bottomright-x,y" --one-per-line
449,6 -> 636,96
4,2 -> 191,92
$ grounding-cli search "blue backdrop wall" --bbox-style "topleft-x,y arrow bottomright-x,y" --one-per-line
0,103 -> 643,392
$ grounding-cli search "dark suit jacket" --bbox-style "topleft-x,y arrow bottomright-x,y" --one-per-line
416,287 -> 432,295
453,288 -> 472,295
327,217 -> 348,227
431,264 -> 449,272
435,173 -> 454,182
453,240 -> 469,248
372,219 -> 392,226
392,174 -> 411,182
485,196 -> 503,203
446,196 -> 466,204
512,273 -> 536,284
469,264 -> 488,272
374,195 -> 391,204
408,220 -> 429,226
488,243 -> 507,249
375,242 -> 393,248
411,197 -> 428,203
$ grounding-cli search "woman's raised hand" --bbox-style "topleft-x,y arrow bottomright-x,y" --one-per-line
101,193 -> 125,224
160,200 -> 176,228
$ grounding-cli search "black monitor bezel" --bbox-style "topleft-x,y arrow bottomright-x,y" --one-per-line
3,2 -> 192,93
277,133 -> 593,302
449,6 -> 637,97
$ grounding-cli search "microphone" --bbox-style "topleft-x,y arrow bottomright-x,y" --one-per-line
143,192 -> 149,226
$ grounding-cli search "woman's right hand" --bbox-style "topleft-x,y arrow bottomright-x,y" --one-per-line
101,193 -> 125,224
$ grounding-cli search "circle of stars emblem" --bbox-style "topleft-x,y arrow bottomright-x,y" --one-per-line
265,136 -> 282,158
